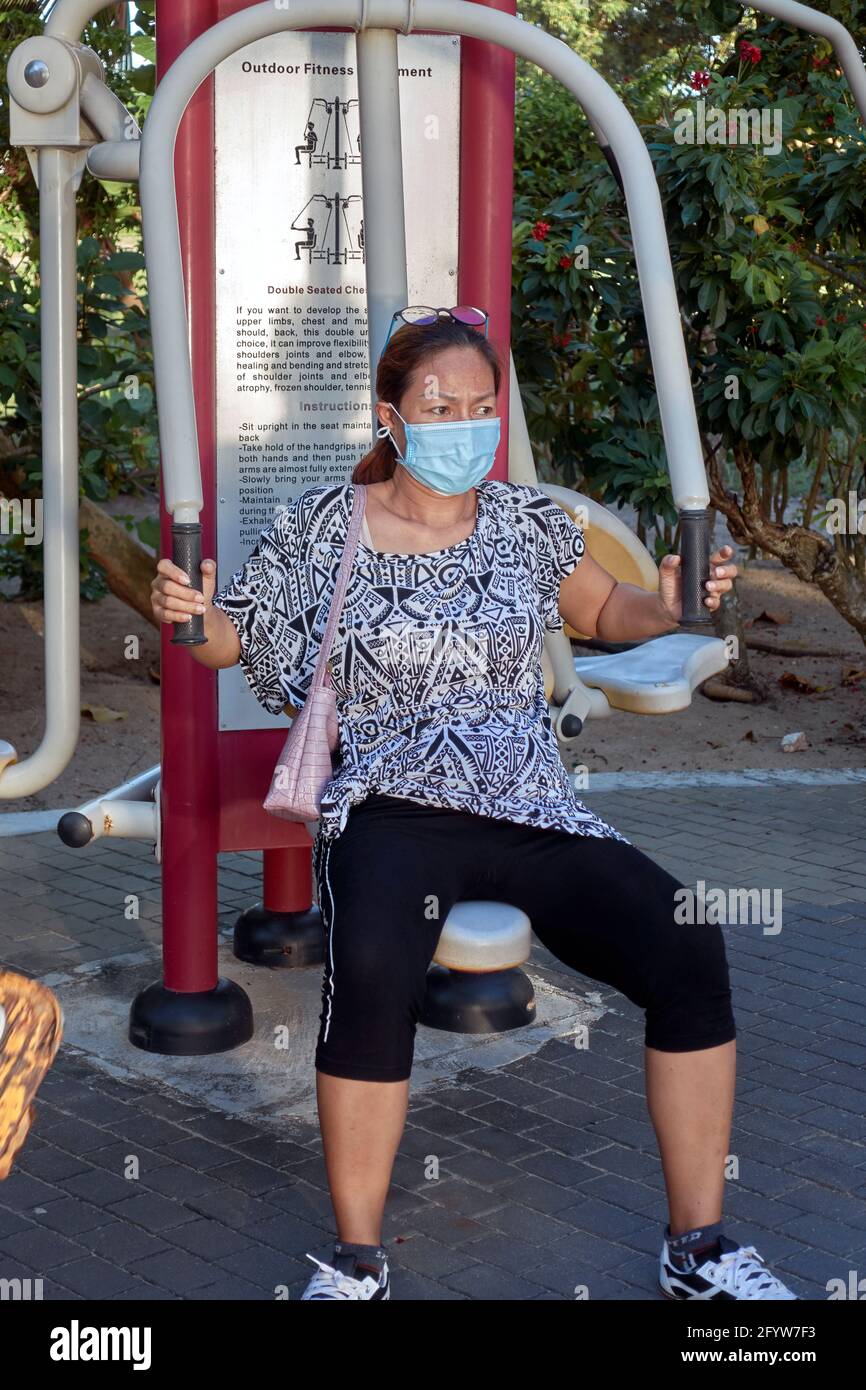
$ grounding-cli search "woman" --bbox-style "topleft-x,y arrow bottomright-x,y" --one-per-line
151,312 -> 797,1303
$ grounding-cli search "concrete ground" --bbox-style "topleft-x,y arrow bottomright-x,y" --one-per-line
1,777 -> 865,1301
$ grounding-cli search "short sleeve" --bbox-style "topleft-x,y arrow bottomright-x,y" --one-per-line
524,489 -> 586,632
211,486 -> 334,716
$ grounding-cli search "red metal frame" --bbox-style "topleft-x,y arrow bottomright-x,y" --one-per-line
157,0 -> 221,995
156,0 -> 517,991
458,0 -> 516,482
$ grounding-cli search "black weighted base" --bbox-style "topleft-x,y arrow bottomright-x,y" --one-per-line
421,964 -> 536,1034
233,903 -> 325,969
129,978 -> 253,1055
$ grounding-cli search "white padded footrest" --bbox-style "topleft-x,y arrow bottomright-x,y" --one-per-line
433,900 -> 532,973
572,633 -> 729,715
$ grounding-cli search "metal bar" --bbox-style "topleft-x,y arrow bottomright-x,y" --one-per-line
45,0 -> 120,41
507,350 -> 536,489
80,70 -> 140,142
356,26 -> 408,406
86,139 -> 140,181
61,763 -> 159,849
59,799 -> 157,847
0,149 -> 81,798
1,765 -> 157,841
508,350 -> 595,710
0,809 -> 76,837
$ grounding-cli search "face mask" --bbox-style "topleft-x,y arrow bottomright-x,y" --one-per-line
376,404 -> 500,496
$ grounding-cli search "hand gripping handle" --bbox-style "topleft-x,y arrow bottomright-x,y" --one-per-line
678,508 -> 713,627
170,521 -> 206,646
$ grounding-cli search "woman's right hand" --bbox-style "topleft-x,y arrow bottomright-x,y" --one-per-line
151,557 -> 216,627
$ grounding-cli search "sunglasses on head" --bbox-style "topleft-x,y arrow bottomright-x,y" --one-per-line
383,304 -> 490,350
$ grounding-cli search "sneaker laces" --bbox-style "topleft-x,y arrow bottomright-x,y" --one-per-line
707,1243 -> 790,1297
303,1253 -> 372,1299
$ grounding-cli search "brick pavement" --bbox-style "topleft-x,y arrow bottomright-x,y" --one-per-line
1,782 -> 865,1300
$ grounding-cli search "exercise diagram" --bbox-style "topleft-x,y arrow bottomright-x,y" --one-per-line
291,194 -> 364,265
294,96 -> 361,170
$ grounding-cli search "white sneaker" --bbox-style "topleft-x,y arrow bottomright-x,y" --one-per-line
300,1252 -> 390,1300
659,1234 -> 798,1300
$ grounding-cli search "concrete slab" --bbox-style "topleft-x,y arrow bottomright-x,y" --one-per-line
42,946 -> 605,1128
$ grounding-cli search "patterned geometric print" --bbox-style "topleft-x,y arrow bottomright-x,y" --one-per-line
212,478 -> 630,847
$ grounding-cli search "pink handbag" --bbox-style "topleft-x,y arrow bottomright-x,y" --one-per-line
263,483 -> 367,823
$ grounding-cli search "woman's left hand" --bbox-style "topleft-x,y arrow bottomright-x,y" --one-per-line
658,544 -> 738,622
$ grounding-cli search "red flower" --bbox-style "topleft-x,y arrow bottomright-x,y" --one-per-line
811,54 -> 829,69
738,38 -> 762,65
559,255 -> 572,269
824,113 -> 835,128
533,220 -> 551,241
815,315 -> 827,326
690,70 -> 711,91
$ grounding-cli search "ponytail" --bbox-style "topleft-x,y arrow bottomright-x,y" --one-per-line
352,435 -> 397,484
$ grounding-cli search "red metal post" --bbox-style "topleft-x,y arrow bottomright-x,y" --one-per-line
153,0 -> 314,1011
458,0 -> 517,481
156,0 -> 221,994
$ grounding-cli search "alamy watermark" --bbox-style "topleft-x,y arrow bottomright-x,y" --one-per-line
674,880 -> 783,936
0,496 -> 43,546
672,98 -> 782,157
823,492 -> 866,536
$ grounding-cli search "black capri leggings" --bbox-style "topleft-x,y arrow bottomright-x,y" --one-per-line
312,794 -> 737,1082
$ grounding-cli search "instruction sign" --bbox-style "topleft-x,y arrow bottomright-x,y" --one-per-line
214,30 -> 461,730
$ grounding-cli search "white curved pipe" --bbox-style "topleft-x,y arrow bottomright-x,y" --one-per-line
0,148 -> 81,799
45,0 -> 115,43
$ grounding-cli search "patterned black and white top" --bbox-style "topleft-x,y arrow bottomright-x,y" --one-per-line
212,479 -> 629,847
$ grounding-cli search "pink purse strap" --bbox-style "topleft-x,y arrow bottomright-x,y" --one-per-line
312,482 -> 367,692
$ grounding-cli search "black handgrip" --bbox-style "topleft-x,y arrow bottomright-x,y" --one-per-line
170,521 -> 207,646
678,508 -> 713,627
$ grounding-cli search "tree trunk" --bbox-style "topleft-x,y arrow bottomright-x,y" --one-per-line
1,454 -> 157,627
711,583 -> 766,699
79,496 -> 158,627
802,429 -> 827,531
707,442 -> 866,650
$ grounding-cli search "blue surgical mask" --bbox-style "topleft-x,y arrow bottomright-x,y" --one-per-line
376,403 -> 500,496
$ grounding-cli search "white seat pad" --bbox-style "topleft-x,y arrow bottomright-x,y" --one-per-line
572,634 -> 729,715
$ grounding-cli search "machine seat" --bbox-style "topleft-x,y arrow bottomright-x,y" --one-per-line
571,632 -> 730,715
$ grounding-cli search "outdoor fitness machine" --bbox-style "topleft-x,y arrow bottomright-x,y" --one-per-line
3,0 -> 863,1050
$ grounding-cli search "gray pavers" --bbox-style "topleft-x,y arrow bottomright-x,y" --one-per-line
1,782 -> 864,1300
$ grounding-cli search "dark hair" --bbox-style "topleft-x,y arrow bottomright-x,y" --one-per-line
351,318 -> 503,484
